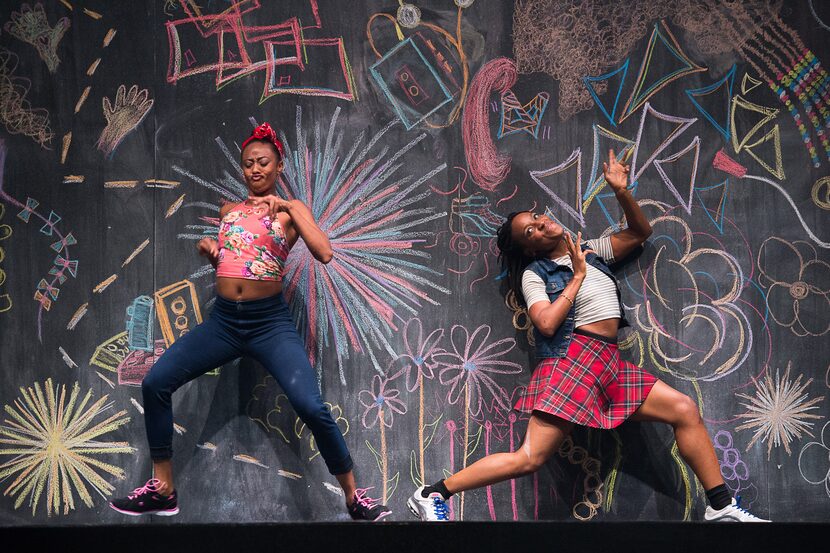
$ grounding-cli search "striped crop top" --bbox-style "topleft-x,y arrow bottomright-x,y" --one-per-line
521,236 -> 621,326
215,202 -> 290,281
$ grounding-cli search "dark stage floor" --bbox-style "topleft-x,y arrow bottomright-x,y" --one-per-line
4,521 -> 827,553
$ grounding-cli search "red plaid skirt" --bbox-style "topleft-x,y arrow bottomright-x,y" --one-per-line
514,333 -> 657,428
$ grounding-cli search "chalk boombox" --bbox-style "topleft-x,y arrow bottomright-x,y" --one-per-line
154,280 -> 203,347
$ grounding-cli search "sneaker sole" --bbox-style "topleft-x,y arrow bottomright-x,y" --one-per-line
109,503 -> 179,517
704,509 -> 770,523
372,510 -> 393,522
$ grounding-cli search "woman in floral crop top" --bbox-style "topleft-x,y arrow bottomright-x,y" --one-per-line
110,123 -> 390,522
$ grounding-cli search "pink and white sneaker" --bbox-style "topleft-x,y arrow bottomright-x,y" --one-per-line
109,478 -> 179,516
347,488 -> 391,521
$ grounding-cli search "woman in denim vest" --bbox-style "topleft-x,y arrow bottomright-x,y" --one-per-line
408,150 -> 768,523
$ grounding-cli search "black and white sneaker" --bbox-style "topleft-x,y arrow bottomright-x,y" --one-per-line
109,478 -> 179,516
347,488 -> 392,521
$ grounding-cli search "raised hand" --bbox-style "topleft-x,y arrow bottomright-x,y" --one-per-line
602,148 -> 630,194
96,84 -> 154,156
4,3 -> 70,73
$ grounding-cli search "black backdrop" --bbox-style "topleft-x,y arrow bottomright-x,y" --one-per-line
1,0 -> 828,525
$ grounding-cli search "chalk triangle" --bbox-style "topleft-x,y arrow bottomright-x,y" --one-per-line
583,59 -> 629,128
744,124 -> 785,180
741,73 -> 763,95
631,102 -> 697,185
619,21 -> 706,123
730,95 -> 779,152
652,136 -> 700,214
685,65 -> 736,140
529,149 -> 585,228
694,179 -> 729,234
583,125 -> 635,215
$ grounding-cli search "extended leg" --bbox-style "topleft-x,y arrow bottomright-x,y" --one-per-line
408,411 -> 573,521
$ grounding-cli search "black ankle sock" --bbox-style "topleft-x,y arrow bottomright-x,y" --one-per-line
422,479 -> 452,500
706,484 -> 731,510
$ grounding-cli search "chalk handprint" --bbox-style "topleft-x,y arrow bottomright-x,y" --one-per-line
96,84 -> 154,156
4,3 -> 70,73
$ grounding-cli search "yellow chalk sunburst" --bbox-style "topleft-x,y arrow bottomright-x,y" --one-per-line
0,378 -> 134,516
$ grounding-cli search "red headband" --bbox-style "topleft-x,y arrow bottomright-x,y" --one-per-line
241,122 -> 284,159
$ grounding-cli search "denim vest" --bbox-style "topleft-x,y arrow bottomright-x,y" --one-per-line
526,248 -> 629,359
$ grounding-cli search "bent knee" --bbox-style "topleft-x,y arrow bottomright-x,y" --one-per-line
513,450 -> 546,476
293,399 -> 331,425
141,370 -> 176,403
673,394 -> 702,426
141,373 -> 161,396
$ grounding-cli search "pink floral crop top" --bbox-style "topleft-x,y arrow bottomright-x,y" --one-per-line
215,202 -> 290,281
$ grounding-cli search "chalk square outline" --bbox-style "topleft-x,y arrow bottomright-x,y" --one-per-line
262,37 -> 354,101
369,37 -> 452,130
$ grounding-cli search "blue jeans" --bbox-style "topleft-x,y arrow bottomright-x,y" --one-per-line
141,293 -> 354,475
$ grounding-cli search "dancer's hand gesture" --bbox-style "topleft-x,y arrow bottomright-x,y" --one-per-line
564,231 -> 592,280
603,149 -> 630,194
249,195 -> 292,220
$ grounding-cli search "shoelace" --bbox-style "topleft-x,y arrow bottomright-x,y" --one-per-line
432,496 -> 449,521
353,487 -> 379,509
127,478 -> 161,500
733,495 -> 759,518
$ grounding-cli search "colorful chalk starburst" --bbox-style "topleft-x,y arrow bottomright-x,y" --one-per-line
174,107 -> 450,384
278,106 -> 450,383
0,378 -> 133,516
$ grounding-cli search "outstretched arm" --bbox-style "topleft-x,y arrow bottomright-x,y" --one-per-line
603,149 -> 652,260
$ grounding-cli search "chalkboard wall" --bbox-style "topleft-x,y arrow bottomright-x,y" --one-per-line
1,0 -> 828,524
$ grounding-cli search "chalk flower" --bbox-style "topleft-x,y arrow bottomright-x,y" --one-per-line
758,237 -> 830,336
359,375 -> 407,429
435,324 -> 523,417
